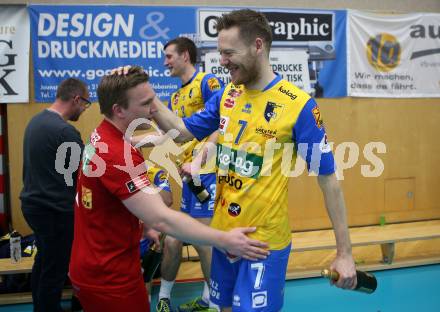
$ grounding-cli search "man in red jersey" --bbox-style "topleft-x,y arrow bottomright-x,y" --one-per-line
69,66 -> 269,312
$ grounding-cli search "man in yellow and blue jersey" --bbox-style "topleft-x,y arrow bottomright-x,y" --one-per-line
150,9 -> 357,311
156,37 -> 223,312
140,164 -> 173,258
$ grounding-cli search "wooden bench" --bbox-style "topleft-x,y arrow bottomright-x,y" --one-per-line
0,255 -> 72,305
291,219 -> 440,264
0,256 -> 33,305
0,256 -> 33,275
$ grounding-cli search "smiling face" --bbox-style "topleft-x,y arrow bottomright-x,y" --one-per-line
120,82 -> 156,130
218,26 -> 260,86
163,44 -> 187,78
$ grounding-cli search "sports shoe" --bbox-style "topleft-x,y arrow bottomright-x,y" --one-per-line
156,298 -> 173,312
177,296 -> 217,312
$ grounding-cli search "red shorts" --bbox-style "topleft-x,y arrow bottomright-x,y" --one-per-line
74,279 -> 150,312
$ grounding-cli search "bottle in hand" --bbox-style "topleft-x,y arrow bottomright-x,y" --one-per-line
321,268 -> 377,294
176,160 -> 211,203
182,175 -> 211,203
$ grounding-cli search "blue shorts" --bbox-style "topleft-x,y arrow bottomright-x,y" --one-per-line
139,238 -> 151,257
210,244 -> 291,311
181,173 -> 216,218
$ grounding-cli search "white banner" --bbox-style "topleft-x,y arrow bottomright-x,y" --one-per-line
0,6 -> 30,103
348,10 -> 440,98
204,50 -> 311,93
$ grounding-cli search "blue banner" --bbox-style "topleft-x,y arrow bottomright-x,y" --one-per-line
29,5 -> 347,102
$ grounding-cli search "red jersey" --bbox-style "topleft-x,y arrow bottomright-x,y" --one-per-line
69,119 -> 151,292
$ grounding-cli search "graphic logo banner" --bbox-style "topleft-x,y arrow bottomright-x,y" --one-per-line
29,5 -> 194,102
29,5 -> 347,103
348,10 -> 440,97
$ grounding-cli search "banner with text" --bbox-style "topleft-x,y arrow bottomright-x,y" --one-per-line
29,5 -> 347,102
198,8 -> 347,98
0,6 -> 30,103
205,50 -> 311,93
348,10 -> 440,97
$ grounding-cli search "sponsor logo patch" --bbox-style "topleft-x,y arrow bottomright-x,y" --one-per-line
312,105 -> 324,128
242,103 -> 252,114
172,92 -> 180,106
218,174 -> 243,190
207,77 -> 221,91
252,291 -> 268,308
217,144 -> 263,179
227,88 -> 242,98
319,133 -> 331,153
228,202 -> 241,216
82,186 -> 92,209
264,101 -> 284,123
223,88 -> 243,109
125,173 -> 151,193
278,85 -> 297,100
90,130 -> 101,145
255,126 -> 277,139
224,98 -> 236,109
219,116 -> 230,135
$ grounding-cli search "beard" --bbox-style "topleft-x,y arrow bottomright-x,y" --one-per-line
230,57 -> 260,86
69,112 -> 80,122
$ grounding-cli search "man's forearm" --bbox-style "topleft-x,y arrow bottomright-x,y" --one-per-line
152,97 -> 193,142
318,174 -> 352,256
194,131 -> 218,167
124,190 -> 223,247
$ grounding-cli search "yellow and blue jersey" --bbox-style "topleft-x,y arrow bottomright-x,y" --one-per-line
146,166 -> 171,193
183,75 -> 335,250
168,71 -> 223,174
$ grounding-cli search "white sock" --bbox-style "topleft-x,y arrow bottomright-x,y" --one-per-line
202,281 -> 210,304
209,302 -> 220,311
158,278 -> 175,299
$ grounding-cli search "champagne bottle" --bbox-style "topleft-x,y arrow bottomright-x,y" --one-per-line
182,175 -> 211,203
10,231 -> 22,263
176,160 -> 211,204
321,269 -> 377,294
141,234 -> 166,282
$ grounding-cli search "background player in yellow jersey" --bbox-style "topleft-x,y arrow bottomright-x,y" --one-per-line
116,9 -> 356,311
156,37 -> 223,312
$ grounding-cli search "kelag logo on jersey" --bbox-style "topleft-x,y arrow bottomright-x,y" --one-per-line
217,144 -> 263,179
264,101 -> 284,123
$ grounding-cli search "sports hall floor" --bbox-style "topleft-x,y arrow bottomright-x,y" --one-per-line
2,264 -> 440,311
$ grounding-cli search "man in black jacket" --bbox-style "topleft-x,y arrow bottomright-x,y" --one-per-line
20,78 -> 90,312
